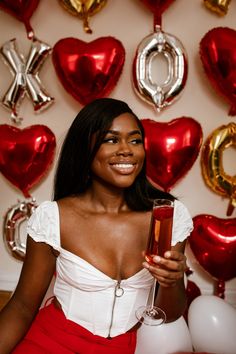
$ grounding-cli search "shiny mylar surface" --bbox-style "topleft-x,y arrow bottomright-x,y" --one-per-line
0,0 -> 40,38
52,37 -> 125,106
0,125 -> 56,197
189,214 -> 236,282
3,199 -> 38,261
140,0 -> 175,15
201,122 -> 236,216
203,0 -> 231,16
59,0 -> 107,33
200,27 -> 236,116
0,38 -> 54,123
141,118 -> 203,192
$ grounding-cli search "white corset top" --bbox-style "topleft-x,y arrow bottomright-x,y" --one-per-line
27,200 -> 193,338
55,249 -> 153,337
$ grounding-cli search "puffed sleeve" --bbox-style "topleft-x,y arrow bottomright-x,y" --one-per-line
171,200 -> 193,246
27,201 -> 61,251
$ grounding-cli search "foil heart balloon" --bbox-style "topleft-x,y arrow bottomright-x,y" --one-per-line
140,0 -> 176,15
142,118 -> 203,191
0,0 -> 40,39
0,124 -> 56,197
52,37 -> 125,106
189,215 -> 236,296
58,0 -> 107,34
200,27 -> 236,116
203,0 -> 231,16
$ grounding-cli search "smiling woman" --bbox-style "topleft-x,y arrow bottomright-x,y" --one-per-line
0,98 -> 193,354
90,113 -> 145,189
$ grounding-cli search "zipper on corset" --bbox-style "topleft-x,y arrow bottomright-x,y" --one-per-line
107,280 -> 124,339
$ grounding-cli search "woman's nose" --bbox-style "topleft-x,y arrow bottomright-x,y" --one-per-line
116,141 -> 133,156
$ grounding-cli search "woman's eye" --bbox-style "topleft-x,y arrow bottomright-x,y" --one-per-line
130,138 -> 143,144
103,137 -> 118,143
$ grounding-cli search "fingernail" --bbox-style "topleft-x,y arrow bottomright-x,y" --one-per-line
143,262 -> 150,269
153,256 -> 161,263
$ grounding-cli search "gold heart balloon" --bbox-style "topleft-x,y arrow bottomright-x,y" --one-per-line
203,0 -> 231,16
59,0 -> 107,33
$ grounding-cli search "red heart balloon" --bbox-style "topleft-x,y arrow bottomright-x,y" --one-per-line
200,27 -> 236,116
0,124 -> 56,198
142,118 -> 203,191
189,214 -> 236,281
52,37 -> 125,106
140,0 -> 176,15
0,0 -> 40,38
184,279 -> 201,322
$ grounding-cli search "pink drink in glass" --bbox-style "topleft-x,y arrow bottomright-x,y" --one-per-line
145,204 -> 174,263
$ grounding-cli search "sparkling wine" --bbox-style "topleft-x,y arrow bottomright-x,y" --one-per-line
136,199 -> 174,326
145,205 -> 174,263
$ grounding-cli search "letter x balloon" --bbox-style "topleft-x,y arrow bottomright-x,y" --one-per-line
0,38 -> 54,123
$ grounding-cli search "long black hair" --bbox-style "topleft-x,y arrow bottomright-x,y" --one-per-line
53,98 -> 174,210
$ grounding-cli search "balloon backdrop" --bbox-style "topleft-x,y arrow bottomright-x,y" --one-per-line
141,118 -> 203,191
52,37 -> 125,106
0,38 -> 54,123
133,27 -> 188,112
0,0 -> 40,39
188,295 -> 236,354
189,214 -> 236,297
203,0 -> 231,16
3,199 -> 38,261
0,124 -> 56,198
58,0 -> 107,34
200,27 -> 236,116
201,122 -> 236,216
135,316 -> 193,354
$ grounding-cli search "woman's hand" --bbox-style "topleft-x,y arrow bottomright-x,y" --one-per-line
142,250 -> 187,287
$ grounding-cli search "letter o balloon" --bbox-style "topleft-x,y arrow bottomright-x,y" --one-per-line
133,27 -> 188,112
3,199 -> 37,261
201,122 -> 236,215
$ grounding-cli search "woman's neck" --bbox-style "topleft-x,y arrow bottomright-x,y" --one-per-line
84,182 -> 128,213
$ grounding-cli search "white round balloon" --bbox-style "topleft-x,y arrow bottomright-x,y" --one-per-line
188,295 -> 236,354
135,316 -> 193,354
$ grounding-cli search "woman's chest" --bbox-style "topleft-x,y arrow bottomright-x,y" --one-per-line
60,211 -> 151,279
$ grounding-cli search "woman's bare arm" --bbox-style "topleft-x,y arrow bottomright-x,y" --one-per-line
0,236 -> 56,353
143,240 -> 188,322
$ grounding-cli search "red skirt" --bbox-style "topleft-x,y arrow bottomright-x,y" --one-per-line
12,303 -> 137,354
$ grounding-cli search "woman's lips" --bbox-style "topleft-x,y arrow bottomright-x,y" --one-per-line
110,163 -> 136,174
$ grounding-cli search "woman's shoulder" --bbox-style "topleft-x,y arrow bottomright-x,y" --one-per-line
27,200 -> 61,250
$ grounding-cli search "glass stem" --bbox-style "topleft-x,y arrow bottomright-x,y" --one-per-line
150,278 -> 157,308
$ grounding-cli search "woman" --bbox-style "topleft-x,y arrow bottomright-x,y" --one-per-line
0,98 -> 193,353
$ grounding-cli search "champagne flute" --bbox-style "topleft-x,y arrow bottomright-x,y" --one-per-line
136,198 -> 174,325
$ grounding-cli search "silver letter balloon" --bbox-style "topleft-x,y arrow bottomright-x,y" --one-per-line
3,199 -> 38,261
133,26 -> 188,112
0,39 -> 54,123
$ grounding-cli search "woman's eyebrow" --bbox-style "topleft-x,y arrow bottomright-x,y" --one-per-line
105,129 -> 142,136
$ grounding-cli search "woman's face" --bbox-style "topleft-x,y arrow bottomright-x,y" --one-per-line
90,113 -> 145,189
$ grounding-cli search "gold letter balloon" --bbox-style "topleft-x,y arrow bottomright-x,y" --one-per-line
201,122 -> 236,216
133,26 -> 188,112
58,0 -> 107,33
